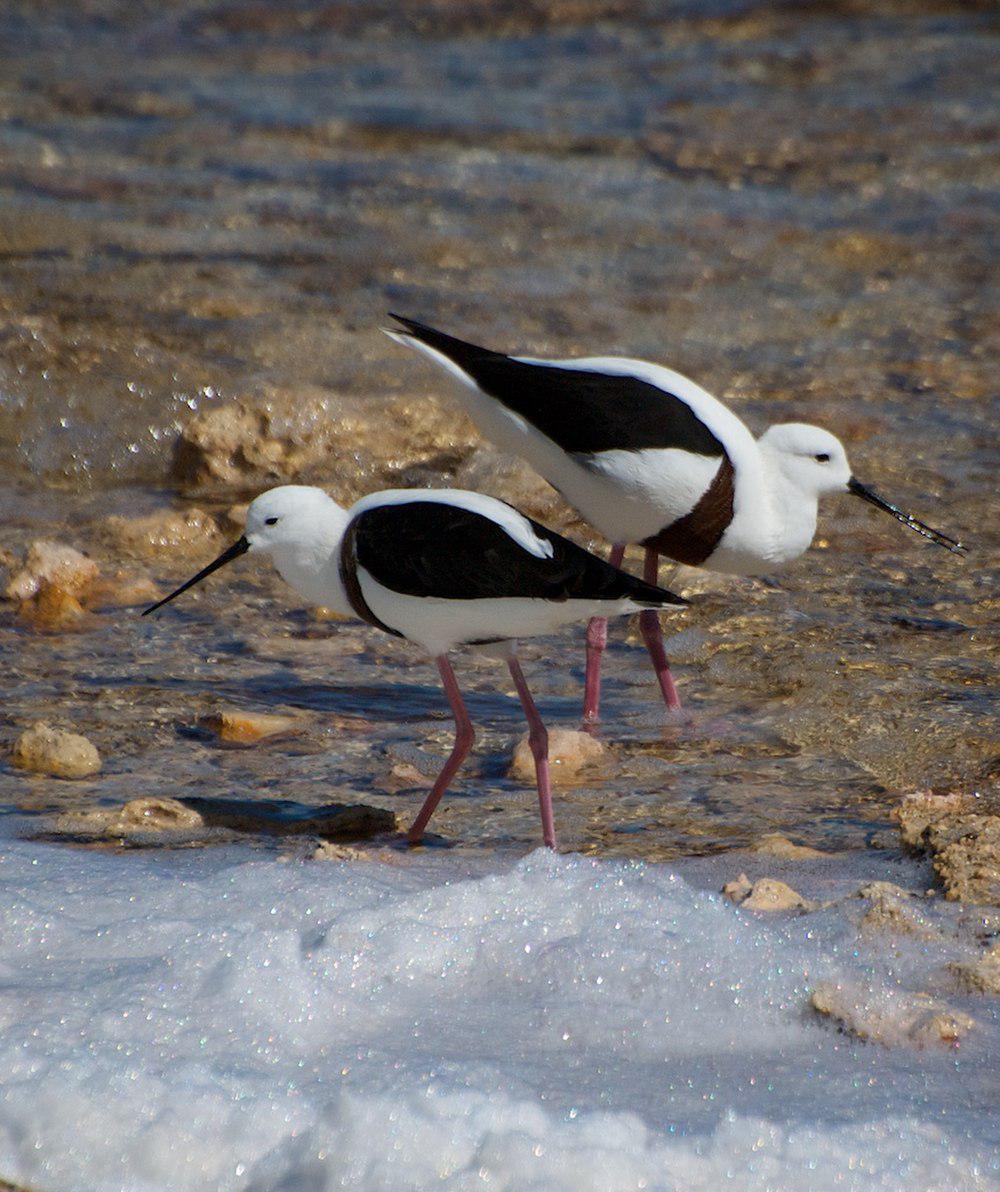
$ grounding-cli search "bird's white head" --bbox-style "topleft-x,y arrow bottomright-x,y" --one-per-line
244,485 -> 344,558
758,422 -> 966,555
757,423 -> 853,498
143,485 -> 351,617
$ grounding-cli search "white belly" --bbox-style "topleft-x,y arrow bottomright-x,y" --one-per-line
359,571 -> 640,657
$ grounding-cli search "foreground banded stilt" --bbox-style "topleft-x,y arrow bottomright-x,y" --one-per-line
385,316 -> 966,723
143,486 -> 685,849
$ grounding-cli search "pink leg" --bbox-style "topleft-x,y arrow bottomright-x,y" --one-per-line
582,543 -> 626,724
407,655 -> 475,845
639,548 -> 682,712
507,656 -> 556,850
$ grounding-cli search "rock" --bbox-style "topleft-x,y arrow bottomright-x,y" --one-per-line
509,728 -> 605,784
946,946 -> 1000,996
925,815 -> 1000,906
170,387 -> 482,496
12,722 -> 101,779
312,840 -> 406,863
855,881 -> 939,939
722,873 -> 753,903
18,584 -> 91,631
200,709 -> 304,744
743,877 -> 817,912
170,389 -> 348,490
4,540 -> 99,601
894,790 -> 974,849
723,873 -> 816,912
101,507 -> 220,558
379,761 -> 434,793
893,792 -> 1000,905
312,841 -> 372,862
810,981 -> 975,1048
749,833 -> 826,860
181,797 -> 397,839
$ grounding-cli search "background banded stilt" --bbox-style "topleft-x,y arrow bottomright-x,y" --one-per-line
385,315 -> 966,724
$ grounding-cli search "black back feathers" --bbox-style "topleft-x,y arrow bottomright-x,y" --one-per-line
345,499 -> 685,609
389,314 -> 724,458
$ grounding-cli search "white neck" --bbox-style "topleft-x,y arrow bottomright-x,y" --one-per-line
267,504 -> 354,615
756,439 -> 820,565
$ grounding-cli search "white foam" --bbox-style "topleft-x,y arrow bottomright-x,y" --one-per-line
0,842 -> 994,1191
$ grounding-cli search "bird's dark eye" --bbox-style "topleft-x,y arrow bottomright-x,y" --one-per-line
265,517 -> 279,525
814,453 -> 830,463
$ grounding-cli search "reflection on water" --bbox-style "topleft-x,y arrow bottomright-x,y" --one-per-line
0,0 -> 995,855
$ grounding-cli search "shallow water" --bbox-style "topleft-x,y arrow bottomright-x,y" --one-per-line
0,0 -> 997,857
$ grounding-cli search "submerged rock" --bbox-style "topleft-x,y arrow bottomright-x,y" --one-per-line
170,386 -> 482,499
810,981 -> 975,1048
84,571 -> 161,609
379,761 -> 435,793
181,796 -> 397,839
102,507 -> 220,558
200,708 -> 305,745
17,584 -> 91,631
509,728 -> 605,785
12,722 -> 101,779
722,873 -> 817,912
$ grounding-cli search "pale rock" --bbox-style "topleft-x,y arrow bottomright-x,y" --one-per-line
117,797 -> 204,830
102,507 -> 220,557
742,877 -> 817,913
749,833 -> 826,860
723,874 -> 816,912
312,841 -> 372,862
509,728 -> 605,785
50,797 -> 204,840
855,881 -> 939,939
4,539 -> 99,601
312,841 -> 405,864
12,722 -> 101,779
200,709 -> 304,744
810,981 -> 975,1048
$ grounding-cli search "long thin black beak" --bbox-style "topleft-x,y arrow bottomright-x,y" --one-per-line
847,478 -> 967,555
142,536 -> 250,616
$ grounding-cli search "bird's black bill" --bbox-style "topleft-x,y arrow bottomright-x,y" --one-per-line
847,478 -> 967,555
141,536 -> 250,616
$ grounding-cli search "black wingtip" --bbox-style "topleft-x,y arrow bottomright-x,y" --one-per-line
639,584 -> 688,608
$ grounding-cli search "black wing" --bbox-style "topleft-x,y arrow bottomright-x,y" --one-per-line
389,314 -> 723,458
347,500 -> 686,607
